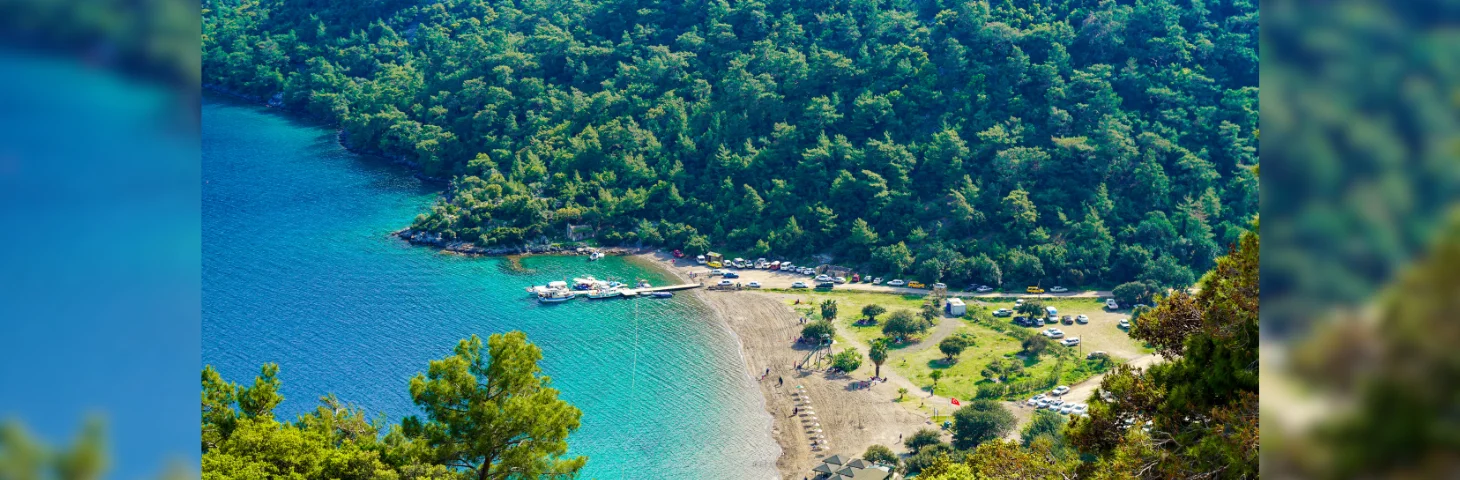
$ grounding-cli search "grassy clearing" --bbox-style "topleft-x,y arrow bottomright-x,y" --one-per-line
771,288 -> 933,347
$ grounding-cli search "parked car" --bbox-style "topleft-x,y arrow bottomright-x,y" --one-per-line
1026,286 -> 1045,294
887,279 -> 906,286
1050,286 -> 1068,293
672,249 -> 684,258
1015,298 -> 1024,306
932,282 -> 947,290
1075,314 -> 1089,324
1044,400 -> 1063,410
1118,318 -> 1131,329
816,281 -> 835,289
722,272 -> 740,279
992,308 -> 1013,317
908,281 -> 926,288
1087,351 -> 1108,360
833,276 -> 848,284
1061,337 -> 1081,347
1051,385 -> 1070,396
791,281 -> 808,289
747,281 -> 762,288
1046,316 -> 1059,325
976,285 -> 994,292
1046,306 -> 1058,317
1042,328 -> 1065,338
1105,298 -> 1119,309
872,277 -> 883,285
815,274 -> 833,282
718,279 -> 733,287
709,269 -> 725,276
1061,315 -> 1074,325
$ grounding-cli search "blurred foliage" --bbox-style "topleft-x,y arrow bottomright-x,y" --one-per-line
0,0 -> 200,98
1275,212 -> 1460,478
1261,0 -> 1460,336
0,417 -> 107,480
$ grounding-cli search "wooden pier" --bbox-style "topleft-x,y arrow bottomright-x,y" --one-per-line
623,283 -> 703,295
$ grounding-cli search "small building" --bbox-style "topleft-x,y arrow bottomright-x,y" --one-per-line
945,298 -> 966,316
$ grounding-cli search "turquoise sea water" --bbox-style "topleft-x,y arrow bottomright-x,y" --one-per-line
202,97 -> 778,478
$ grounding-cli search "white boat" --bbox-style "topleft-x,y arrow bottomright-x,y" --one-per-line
537,289 -> 577,303
589,251 -> 604,261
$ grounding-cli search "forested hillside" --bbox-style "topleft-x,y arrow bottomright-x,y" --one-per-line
202,0 -> 1258,289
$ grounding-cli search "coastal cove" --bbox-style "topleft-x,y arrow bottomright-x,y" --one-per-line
201,96 -> 779,479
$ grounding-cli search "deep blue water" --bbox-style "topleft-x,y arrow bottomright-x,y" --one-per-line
202,97 -> 778,478
0,50 -> 199,478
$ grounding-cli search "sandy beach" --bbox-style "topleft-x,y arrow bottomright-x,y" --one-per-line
637,252 -> 936,478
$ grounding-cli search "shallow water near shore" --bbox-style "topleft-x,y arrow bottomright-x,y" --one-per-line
202,97 -> 778,478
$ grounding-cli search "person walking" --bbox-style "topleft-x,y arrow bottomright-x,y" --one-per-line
778,376 -> 783,387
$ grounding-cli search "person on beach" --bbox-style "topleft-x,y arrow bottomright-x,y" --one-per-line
793,406 -> 799,416
778,376 -> 783,386
765,367 -> 770,377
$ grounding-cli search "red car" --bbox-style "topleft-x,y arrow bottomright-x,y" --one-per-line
672,249 -> 684,258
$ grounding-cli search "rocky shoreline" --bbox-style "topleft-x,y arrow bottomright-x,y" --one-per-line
393,228 -> 640,257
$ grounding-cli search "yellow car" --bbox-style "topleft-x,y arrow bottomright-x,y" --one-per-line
1026,286 -> 1045,294
707,261 -> 723,268
908,281 -> 926,288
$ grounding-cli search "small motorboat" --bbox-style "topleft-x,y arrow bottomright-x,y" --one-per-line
589,251 -> 604,261
650,292 -> 673,298
587,289 -> 623,300
538,290 -> 577,303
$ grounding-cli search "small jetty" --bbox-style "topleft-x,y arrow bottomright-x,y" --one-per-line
622,283 -> 702,296
527,280 -> 701,303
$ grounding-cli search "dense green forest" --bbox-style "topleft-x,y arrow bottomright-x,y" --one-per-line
202,0 -> 1258,289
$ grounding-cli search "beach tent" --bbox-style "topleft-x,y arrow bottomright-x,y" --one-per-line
836,466 -> 859,476
823,454 -> 849,465
813,463 -> 838,474
845,459 -> 873,469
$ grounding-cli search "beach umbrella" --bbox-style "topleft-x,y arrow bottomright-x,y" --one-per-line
824,454 -> 848,465
845,459 -> 872,469
813,463 -> 837,474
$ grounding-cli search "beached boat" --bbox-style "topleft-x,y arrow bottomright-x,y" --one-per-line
650,292 -> 673,298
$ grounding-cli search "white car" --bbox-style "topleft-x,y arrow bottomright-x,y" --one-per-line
1061,337 -> 1081,347
887,279 -> 906,286
1118,318 -> 1131,329
791,281 -> 808,289
1051,385 -> 1070,396
833,276 -> 847,284
872,277 -> 883,285
709,269 -> 725,276
1015,298 -> 1024,306
1105,298 -> 1119,309
1042,328 -> 1065,339
1026,394 -> 1045,406
976,285 -> 993,292
1075,314 -> 1089,324
815,274 -> 833,282
1036,399 -> 1052,408
718,279 -> 733,287
1050,286 -> 1068,293
933,282 -> 947,289
1072,404 -> 1089,415
747,281 -> 762,288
